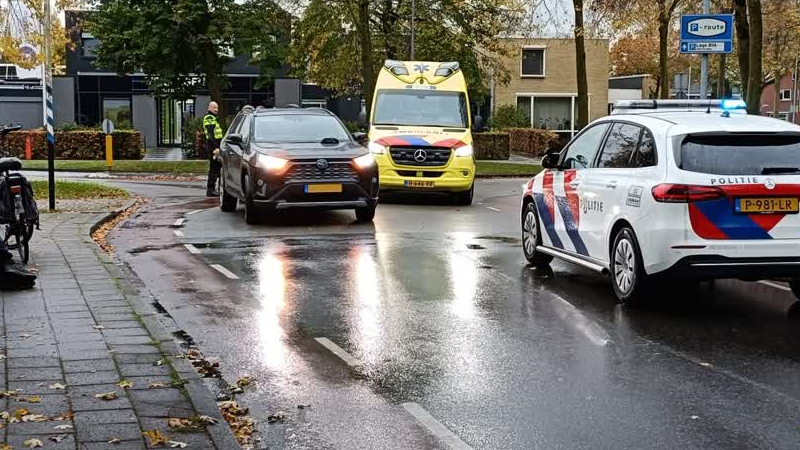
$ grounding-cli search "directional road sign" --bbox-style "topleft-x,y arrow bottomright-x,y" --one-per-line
680,14 -> 734,54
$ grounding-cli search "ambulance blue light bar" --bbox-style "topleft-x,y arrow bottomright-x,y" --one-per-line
612,99 -> 747,115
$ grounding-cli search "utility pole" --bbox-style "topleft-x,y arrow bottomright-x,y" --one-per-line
42,0 -> 55,211
699,0 -> 710,99
410,0 -> 415,60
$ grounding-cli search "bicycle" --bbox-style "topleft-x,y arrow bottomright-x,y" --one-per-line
0,123 -> 38,264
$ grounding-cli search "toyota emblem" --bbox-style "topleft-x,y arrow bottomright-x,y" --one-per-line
765,178 -> 776,190
316,159 -> 330,170
413,149 -> 428,162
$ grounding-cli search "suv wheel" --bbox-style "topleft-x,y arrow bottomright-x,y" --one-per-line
610,227 -> 649,306
243,175 -> 263,225
220,171 -> 237,212
355,206 -> 376,222
522,201 -> 552,267
789,278 -> 800,300
454,183 -> 474,206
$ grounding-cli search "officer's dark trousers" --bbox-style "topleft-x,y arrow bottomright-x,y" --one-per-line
207,158 -> 222,194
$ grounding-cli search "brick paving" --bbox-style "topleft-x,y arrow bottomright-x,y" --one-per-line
0,213 -> 235,450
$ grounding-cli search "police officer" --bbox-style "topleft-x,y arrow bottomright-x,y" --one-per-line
204,102 -> 224,197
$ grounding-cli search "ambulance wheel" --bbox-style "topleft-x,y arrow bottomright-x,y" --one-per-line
611,227 -> 649,306
454,184 -> 474,206
789,278 -> 800,300
522,201 -> 552,267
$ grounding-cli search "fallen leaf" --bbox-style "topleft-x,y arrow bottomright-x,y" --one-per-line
13,409 -> 28,420
1,443 -> 11,450
116,380 -> 133,389
25,396 -> 41,403
235,376 -> 251,387
691,415 -> 700,420
0,391 -> 18,398
169,441 -> 188,449
94,392 -> 118,401
53,424 -> 73,430
51,411 -> 73,421
0,355 -> 6,361
699,362 -> 713,368
168,418 -> 188,429
148,383 -> 166,389
155,359 -> 164,366
142,429 -> 168,446
0,411 -> 8,420
49,435 -> 68,443
48,383 -> 66,390
267,411 -> 285,423
297,404 -> 311,409
108,438 -> 122,444
19,334 -> 30,339
92,325 -> 106,330
21,414 -> 47,422
197,415 -> 218,425
22,440 -> 41,449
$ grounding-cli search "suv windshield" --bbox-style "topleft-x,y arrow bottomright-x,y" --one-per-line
680,134 -> 800,175
253,114 -> 351,143
373,89 -> 468,128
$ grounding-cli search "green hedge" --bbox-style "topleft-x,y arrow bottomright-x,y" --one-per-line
507,128 -> 559,157
1,130 -> 143,160
473,132 -> 510,160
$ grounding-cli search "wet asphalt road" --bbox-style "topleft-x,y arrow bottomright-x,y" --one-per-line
107,178 -> 800,450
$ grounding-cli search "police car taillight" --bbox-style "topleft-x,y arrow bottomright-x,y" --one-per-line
652,184 -> 726,203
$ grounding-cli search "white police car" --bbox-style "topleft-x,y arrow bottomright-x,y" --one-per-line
521,100 -> 800,305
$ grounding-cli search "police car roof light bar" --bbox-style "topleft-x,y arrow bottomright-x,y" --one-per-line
612,99 -> 747,115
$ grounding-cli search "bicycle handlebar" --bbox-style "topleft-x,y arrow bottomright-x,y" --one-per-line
0,124 -> 23,136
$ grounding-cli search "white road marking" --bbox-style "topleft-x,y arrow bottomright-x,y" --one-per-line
485,206 -> 501,212
187,209 -> 204,215
758,280 -> 791,292
210,264 -> 240,280
174,218 -> 185,227
401,402 -> 473,450
314,337 -> 362,367
183,244 -> 201,254
173,230 -> 184,237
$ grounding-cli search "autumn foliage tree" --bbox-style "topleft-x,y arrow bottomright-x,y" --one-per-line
0,0 -> 77,72
762,0 -> 800,116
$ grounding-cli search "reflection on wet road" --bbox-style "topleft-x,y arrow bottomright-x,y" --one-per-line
110,179 -> 800,450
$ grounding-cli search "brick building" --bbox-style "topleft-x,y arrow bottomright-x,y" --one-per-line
760,72 -> 799,125
492,38 -> 609,139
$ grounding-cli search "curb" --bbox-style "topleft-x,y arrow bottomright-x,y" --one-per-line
81,208 -> 242,450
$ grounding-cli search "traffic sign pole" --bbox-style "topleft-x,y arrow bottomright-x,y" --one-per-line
43,0 -> 56,212
700,0 -> 710,99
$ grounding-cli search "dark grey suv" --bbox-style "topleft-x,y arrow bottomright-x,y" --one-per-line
218,107 -> 379,224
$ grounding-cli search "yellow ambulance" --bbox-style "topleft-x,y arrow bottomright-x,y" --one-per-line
367,60 -> 475,205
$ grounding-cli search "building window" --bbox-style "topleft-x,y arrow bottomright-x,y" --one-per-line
517,95 -> 578,136
521,48 -> 545,77
82,33 -> 98,58
0,65 -> 17,80
780,89 -> 792,101
102,98 -> 132,129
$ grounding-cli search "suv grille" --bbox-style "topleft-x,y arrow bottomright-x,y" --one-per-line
390,147 -> 451,167
284,162 -> 359,183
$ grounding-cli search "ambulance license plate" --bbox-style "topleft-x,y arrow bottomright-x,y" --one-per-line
405,180 -> 435,188
735,197 -> 799,214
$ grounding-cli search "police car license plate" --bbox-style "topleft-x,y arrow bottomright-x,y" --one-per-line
305,184 -> 342,193
735,197 -> 799,214
405,180 -> 435,188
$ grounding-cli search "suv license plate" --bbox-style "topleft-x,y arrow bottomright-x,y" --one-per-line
405,180 -> 435,188
735,197 -> 799,214
305,184 -> 342,193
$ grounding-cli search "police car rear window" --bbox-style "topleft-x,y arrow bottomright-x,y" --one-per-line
679,134 -> 800,175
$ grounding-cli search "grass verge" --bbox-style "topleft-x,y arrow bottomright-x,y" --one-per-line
24,159 -> 540,177
31,180 -> 130,200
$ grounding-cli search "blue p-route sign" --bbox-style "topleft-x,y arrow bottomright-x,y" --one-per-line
680,14 -> 734,54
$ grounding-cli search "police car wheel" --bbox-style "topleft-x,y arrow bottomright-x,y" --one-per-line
220,171 -> 237,213
789,278 -> 800,301
611,227 -> 648,306
522,201 -> 552,267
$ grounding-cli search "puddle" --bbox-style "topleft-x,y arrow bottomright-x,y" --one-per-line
476,236 -> 520,244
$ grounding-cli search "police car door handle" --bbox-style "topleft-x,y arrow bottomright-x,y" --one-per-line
605,181 -> 618,189
569,180 -> 581,188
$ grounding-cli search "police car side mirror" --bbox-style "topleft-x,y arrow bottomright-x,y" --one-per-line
541,153 -> 560,169
226,133 -> 243,145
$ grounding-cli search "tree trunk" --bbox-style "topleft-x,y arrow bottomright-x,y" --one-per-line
203,44 -> 225,118
573,0 -> 589,129
733,0 -> 750,99
773,70 -> 782,118
658,16 -> 670,99
717,53 -> 727,98
745,0 -> 763,115
358,0 -> 375,121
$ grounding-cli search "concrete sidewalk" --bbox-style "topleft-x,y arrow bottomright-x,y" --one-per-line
1,212 -> 238,449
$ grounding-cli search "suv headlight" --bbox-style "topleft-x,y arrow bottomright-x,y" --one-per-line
353,153 -> 375,168
368,141 -> 387,155
455,145 -> 473,157
258,154 -> 288,171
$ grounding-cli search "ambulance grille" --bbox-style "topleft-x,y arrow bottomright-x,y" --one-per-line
389,147 -> 452,167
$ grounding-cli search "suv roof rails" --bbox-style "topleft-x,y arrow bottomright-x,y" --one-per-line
240,104 -> 255,113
